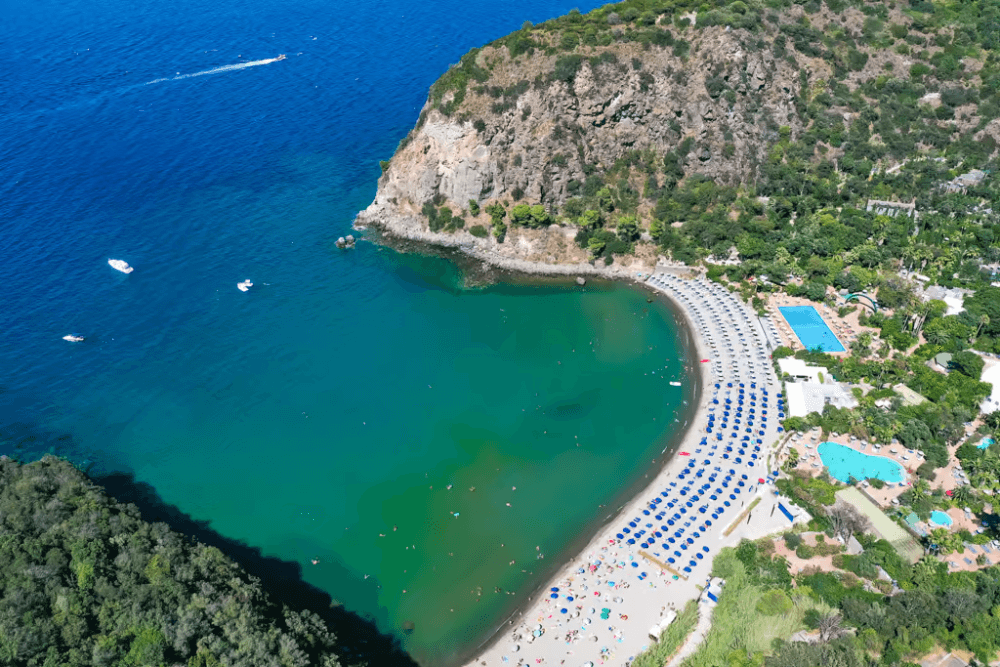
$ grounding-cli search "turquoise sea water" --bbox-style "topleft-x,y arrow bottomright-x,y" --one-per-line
0,0 -> 696,663
817,442 -> 905,484
780,306 -> 846,353
930,510 -> 954,527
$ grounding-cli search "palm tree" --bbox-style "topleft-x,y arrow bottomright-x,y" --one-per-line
950,485 -> 973,506
976,314 -> 990,339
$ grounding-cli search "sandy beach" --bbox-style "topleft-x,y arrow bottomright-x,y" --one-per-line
460,273 -> 793,667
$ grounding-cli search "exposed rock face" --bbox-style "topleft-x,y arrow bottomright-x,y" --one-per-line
356,24 -> 804,272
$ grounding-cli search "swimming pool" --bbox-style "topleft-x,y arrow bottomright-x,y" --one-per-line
978,437 -> 995,450
779,306 -> 846,353
817,442 -> 905,484
930,510 -> 953,527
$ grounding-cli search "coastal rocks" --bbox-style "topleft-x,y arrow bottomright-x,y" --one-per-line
576,277 -> 586,286
336,235 -> 356,249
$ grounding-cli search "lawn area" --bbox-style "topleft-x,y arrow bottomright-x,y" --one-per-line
681,549 -> 832,667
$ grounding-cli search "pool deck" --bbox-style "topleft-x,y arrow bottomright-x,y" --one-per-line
767,294 -> 880,356
816,441 -> 906,484
791,431 -> 914,495
786,425 -> 998,574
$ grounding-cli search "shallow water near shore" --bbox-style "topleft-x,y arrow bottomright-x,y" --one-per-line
0,0 -> 696,662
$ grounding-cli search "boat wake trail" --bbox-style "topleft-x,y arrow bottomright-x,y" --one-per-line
146,56 -> 286,85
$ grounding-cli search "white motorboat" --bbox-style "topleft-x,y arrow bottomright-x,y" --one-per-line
62,334 -> 85,342
237,280 -> 253,292
669,381 -> 682,387
108,259 -> 133,274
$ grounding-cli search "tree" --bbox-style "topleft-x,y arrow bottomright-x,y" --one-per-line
817,613 -> 848,642
950,350 -> 984,380
616,215 -> 639,242
828,504 -> 869,542
928,528 -> 964,555
510,203 -> 532,225
587,236 -> 606,256
529,204 -> 551,227
579,209 -> 602,229
964,287 -> 1000,337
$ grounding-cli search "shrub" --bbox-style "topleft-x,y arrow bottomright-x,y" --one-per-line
784,532 -> 803,549
796,543 -> 816,559
473,119 -> 486,133
551,55 -> 585,84
757,589 -> 794,616
468,199 -> 480,216
470,225 -> 488,238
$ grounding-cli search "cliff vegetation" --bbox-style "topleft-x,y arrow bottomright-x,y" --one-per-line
360,0 -> 1000,274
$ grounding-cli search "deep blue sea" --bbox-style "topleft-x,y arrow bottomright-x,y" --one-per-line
0,0 -> 696,663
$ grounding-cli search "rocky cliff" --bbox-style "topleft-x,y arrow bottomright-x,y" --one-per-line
355,0 -> 997,274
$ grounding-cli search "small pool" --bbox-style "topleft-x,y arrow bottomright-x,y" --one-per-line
930,511 -> 953,527
817,442 -> 905,484
978,437 -> 995,450
779,306 -> 845,353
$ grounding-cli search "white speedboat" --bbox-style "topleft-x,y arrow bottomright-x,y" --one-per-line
108,259 -> 133,274
669,381 -> 682,387
62,334 -> 85,342
237,280 -> 253,292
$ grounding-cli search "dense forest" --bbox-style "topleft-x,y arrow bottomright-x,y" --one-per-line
0,456 -> 349,667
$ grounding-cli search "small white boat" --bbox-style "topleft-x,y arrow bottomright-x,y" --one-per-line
669,381 -> 682,387
237,280 -> 253,292
62,334 -> 85,342
108,259 -> 133,274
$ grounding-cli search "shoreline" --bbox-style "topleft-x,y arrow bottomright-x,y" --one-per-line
448,285 -> 710,667
354,211 -> 722,667
354,205 -> 689,283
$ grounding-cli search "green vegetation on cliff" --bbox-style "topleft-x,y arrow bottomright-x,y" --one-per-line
395,0 -> 1000,276
0,457 -> 347,667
